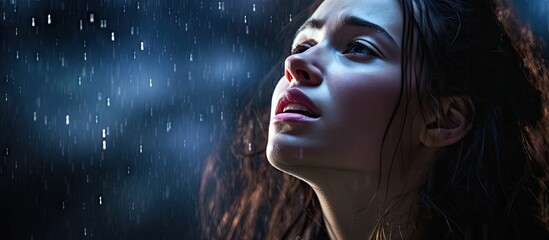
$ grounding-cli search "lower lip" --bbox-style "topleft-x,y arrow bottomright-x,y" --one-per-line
272,113 -> 319,123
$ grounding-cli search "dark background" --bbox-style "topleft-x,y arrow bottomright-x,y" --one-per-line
0,0 -> 547,239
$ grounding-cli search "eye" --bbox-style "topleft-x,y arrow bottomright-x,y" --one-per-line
291,42 -> 315,55
344,40 -> 378,58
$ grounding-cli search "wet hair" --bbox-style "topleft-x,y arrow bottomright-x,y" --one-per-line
200,0 -> 549,239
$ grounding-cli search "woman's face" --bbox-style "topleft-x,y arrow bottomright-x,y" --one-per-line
267,0 -> 419,176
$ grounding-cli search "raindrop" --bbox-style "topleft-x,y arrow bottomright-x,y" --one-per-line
106,97 -> 110,107
5,147 -> 8,156
47,14 -> 51,24
189,53 -> 193,62
253,4 -> 256,12
79,20 -> 83,30
98,196 -> 102,205
65,115 -> 70,125
102,140 -> 106,150
83,228 -> 87,236
33,111 -> 37,121
139,144 -> 143,153
102,129 -> 106,139
90,13 -> 94,23
166,121 -> 171,132
31,17 -> 35,27
111,32 -> 115,41
140,41 -> 144,51
62,201 -> 65,210
149,78 -> 153,88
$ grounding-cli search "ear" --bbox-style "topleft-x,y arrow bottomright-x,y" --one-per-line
420,96 -> 474,148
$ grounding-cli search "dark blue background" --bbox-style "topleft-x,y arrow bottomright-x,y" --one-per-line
0,0 -> 547,239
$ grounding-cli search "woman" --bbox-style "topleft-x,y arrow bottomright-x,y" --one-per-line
201,0 -> 549,239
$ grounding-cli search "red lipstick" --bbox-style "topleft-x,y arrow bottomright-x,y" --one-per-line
273,88 -> 321,122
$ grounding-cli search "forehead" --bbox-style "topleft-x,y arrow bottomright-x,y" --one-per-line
307,0 -> 403,43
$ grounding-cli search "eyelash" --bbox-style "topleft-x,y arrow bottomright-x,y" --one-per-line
290,40 -> 379,58
290,42 -> 315,55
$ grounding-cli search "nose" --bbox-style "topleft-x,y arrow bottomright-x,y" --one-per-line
284,52 -> 323,86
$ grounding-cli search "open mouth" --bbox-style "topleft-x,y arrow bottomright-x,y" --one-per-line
275,88 -> 321,119
281,103 -> 320,118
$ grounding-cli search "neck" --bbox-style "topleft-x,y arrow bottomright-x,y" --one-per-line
305,170 -> 422,240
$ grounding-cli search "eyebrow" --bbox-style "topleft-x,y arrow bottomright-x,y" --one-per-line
295,15 -> 398,47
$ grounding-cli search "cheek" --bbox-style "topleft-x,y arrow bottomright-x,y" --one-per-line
321,69 -> 402,170
327,70 -> 401,129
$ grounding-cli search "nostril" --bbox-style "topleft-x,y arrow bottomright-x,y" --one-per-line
297,69 -> 310,80
285,70 -> 293,82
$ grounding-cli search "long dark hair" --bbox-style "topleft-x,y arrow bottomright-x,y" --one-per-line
200,0 -> 549,239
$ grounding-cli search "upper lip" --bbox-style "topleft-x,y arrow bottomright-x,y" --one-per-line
275,88 -> 321,118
